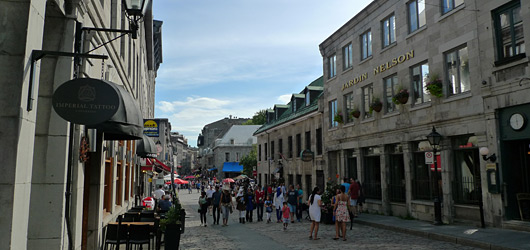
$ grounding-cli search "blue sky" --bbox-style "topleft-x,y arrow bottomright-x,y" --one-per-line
152,0 -> 372,147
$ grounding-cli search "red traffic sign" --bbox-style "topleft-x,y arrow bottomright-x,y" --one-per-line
430,155 -> 441,172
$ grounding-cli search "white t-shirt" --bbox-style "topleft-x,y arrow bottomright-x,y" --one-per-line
206,189 -> 215,198
153,188 -> 165,200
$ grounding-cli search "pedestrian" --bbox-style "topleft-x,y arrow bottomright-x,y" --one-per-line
153,185 -> 165,210
348,179 -> 360,217
264,196 -> 273,223
332,187 -> 340,237
198,191 -> 208,227
196,182 -> 201,193
188,184 -> 192,194
212,186 -> 222,225
308,186 -> 322,240
220,187 -> 233,226
267,184 -> 273,200
206,185 -> 214,215
236,188 -> 246,224
357,180 -> 364,214
287,185 -> 297,223
158,195 -> 172,213
282,202 -> 290,230
245,188 -> 255,222
296,184 -> 303,222
255,185 -> 265,222
274,185 -> 284,223
333,185 -> 350,241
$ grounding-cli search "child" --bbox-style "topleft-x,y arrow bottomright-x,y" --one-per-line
264,196 -> 273,223
282,202 -> 290,230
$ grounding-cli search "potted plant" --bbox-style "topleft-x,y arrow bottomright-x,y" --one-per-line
161,202 -> 184,250
392,88 -> 409,105
425,73 -> 443,98
334,110 -> 344,124
350,106 -> 361,119
369,97 -> 383,113
320,180 -> 339,225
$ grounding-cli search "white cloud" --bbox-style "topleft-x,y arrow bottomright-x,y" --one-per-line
278,94 -> 291,104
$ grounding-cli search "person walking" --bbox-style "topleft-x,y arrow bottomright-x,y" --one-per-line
153,185 -> 165,210
245,188 -> 255,222
308,187 -> 322,240
287,185 -> 298,223
274,185 -> 284,223
206,185 -> 214,215
198,191 -> 208,227
333,186 -> 350,241
220,187 -> 233,226
255,185 -> 265,222
212,186 -> 222,225
296,184 -> 303,222
236,188 -> 246,224
264,195 -> 273,223
282,202 -> 290,230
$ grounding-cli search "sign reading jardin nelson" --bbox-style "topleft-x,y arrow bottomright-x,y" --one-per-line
52,78 -> 120,125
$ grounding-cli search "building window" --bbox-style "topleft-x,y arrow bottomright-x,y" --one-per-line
343,43 -> 353,70
363,147 -> 382,199
383,75 -> 398,113
442,0 -> 464,14
316,128 -> 322,155
271,141 -> 275,160
329,99 -> 338,128
493,1 -> 525,65
408,0 -> 426,33
411,62 -> 430,104
346,150 -> 358,180
412,141 -> 436,200
259,144 -> 262,161
230,139 -> 235,144
361,30 -> 372,60
305,91 -> 311,106
343,92 -> 354,123
362,84 -> 373,119
445,45 -> 470,95
387,144 -> 405,202
265,143 -> 268,159
452,135 -> 481,205
382,14 -> 396,48
328,54 -> 336,79
225,152 -> 230,162
296,133 -> 301,157
279,139 -> 283,159
236,152 -> 240,162
288,136 -> 293,158
305,131 -> 311,150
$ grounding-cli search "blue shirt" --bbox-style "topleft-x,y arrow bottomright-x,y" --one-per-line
212,191 -> 222,205
342,183 -> 350,195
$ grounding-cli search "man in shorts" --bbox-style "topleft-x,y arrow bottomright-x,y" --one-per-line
348,179 -> 360,217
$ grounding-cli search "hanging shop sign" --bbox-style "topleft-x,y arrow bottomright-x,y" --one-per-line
300,149 -> 314,162
144,119 -> 160,137
52,78 -> 120,125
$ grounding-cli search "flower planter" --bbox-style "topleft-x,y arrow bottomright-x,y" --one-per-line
397,96 -> 408,104
165,224 -> 182,250
372,103 -> 382,112
321,211 -> 334,225
351,110 -> 361,118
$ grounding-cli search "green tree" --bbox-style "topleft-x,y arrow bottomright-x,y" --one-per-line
243,109 -> 267,125
239,145 -> 257,176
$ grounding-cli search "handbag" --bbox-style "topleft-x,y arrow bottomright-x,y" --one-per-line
197,208 -> 201,213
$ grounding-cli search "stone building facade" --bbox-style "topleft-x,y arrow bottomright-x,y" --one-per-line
0,0 -> 162,249
319,0 -> 529,229
255,77 -> 325,198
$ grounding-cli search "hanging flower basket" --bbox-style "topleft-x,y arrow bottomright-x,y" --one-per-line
334,111 -> 344,124
351,109 -> 361,119
392,89 -> 409,105
369,98 -> 383,113
425,74 -> 443,98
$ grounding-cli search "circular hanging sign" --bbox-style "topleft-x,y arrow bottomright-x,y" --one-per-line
300,149 -> 314,162
52,78 -> 120,125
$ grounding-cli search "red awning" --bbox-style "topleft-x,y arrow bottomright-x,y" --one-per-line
141,166 -> 152,172
153,158 -> 171,172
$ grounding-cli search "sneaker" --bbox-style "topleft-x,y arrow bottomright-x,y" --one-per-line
204,224 -> 207,227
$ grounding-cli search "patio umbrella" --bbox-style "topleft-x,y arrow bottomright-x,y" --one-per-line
222,178 -> 235,183
234,174 -> 248,180
184,175 -> 195,179
174,178 -> 189,184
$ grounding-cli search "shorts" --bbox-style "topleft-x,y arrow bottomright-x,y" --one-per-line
288,204 -> 296,212
350,199 -> 358,206
283,217 -> 290,223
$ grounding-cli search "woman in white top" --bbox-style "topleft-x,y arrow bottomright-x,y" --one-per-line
307,186 -> 322,240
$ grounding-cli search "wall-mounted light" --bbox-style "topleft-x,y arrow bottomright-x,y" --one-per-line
122,0 -> 150,39
479,147 -> 497,162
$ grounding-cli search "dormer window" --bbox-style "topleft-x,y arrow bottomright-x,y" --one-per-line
305,91 -> 311,106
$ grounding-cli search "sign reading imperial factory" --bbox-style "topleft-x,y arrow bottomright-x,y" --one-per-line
52,78 -> 120,125
143,119 -> 160,137
342,50 -> 415,91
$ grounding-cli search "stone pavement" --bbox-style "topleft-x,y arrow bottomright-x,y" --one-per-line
170,191 -> 493,250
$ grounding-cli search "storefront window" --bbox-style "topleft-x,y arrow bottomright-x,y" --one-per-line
412,141 -> 436,200
363,147 -> 381,199
388,144 -> 405,202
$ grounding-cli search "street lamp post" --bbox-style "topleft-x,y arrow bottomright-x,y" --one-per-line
426,126 -> 443,225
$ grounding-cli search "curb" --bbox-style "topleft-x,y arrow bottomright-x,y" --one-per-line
354,220 -> 517,250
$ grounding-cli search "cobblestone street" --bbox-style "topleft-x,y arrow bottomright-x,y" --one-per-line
174,191 -> 480,250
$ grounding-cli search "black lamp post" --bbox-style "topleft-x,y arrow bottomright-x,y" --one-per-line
122,0 -> 149,39
426,126 -> 443,225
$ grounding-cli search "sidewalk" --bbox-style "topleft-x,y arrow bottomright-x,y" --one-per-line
354,213 -> 530,250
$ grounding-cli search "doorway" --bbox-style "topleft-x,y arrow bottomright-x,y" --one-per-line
502,139 -> 530,220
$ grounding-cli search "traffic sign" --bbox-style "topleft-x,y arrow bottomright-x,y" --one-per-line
425,152 -> 434,164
